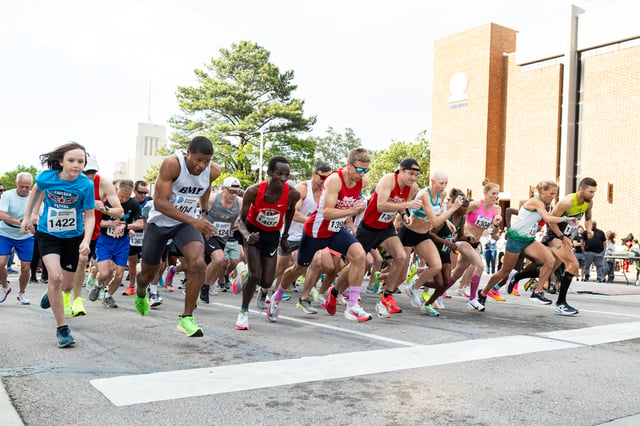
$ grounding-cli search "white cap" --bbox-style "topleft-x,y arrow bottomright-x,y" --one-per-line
84,155 -> 99,173
223,176 -> 241,188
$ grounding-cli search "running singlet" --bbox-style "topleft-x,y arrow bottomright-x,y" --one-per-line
147,151 -> 211,228
247,181 -> 290,231
101,198 -> 142,239
362,173 -> 411,229
90,174 -> 103,241
304,169 -> 362,238
36,169 -> 95,239
411,188 -> 441,221
288,180 -> 317,241
466,202 -> 495,229
207,192 -> 240,242
507,204 -> 542,242
547,193 -> 589,239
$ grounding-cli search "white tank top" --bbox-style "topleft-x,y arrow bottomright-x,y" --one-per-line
148,151 -> 211,228
287,180 -> 317,241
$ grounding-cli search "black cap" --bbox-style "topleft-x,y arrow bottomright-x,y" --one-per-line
399,158 -> 420,172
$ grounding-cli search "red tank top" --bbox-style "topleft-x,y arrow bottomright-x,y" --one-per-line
304,169 -> 362,238
247,181 -> 290,231
363,173 -> 410,229
91,174 -> 102,241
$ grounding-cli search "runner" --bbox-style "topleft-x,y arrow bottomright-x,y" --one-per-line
21,142 -> 95,347
135,136 -> 220,337
235,156 -> 300,330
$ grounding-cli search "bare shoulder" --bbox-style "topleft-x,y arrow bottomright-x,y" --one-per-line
209,162 -> 221,182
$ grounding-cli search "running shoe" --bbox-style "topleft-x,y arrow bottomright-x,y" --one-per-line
344,303 -> 372,322
177,315 -> 204,336
40,291 -> 50,309
372,271 -> 382,293
63,293 -> 72,317
488,288 -> 505,302
256,289 -> 268,310
406,264 -> 417,284
149,292 -> 163,307
86,275 -> 96,290
555,303 -> 579,316
0,286 -> 11,303
56,325 -> 76,348
337,294 -> 347,306
88,285 -> 102,302
405,284 -> 423,308
281,293 -> 292,302
17,293 -> 30,305
314,292 -> 326,306
456,287 -> 470,298
232,278 -> 244,295
506,269 -> 518,294
102,295 -> 118,308
235,311 -> 250,330
135,295 -> 150,316
296,297 -> 318,314
375,300 -> 391,318
122,286 -> 135,296
434,296 -> 445,310
420,303 -> 440,316
30,276 -> 38,284
524,278 -> 537,292
442,292 -> 452,299
267,301 -> 280,322
165,284 -> 175,292
158,276 -> 165,287
548,281 -> 557,295
165,265 -> 176,288
512,283 -> 520,296
325,287 -> 338,315
420,291 -> 431,303
71,297 -> 86,317
467,298 -> 485,312
200,284 -> 210,304
6,268 -> 18,274
530,291 -> 552,305
380,293 -> 403,314
477,290 -> 487,306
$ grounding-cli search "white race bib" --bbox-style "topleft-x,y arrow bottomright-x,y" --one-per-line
527,223 -> 538,238
174,197 -> 198,216
130,232 -> 144,247
378,212 -> 396,223
47,208 -> 76,233
328,217 -> 346,232
256,212 -> 280,228
564,222 -> 578,237
474,215 -> 492,229
214,222 -> 231,238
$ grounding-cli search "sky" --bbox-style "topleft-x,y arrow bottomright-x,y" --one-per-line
0,0 -> 620,179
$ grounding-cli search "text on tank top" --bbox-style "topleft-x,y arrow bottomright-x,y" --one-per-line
363,173 -> 411,229
247,181 -> 290,231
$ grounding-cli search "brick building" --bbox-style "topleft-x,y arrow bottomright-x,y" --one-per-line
431,3 -> 640,237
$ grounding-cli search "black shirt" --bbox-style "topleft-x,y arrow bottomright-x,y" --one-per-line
582,228 -> 606,253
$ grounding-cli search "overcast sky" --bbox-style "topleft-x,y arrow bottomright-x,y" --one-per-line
0,0 -> 619,178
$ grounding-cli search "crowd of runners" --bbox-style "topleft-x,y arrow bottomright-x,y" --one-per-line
0,137 -> 598,347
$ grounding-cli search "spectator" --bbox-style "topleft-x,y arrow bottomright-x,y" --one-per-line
573,225 -> 585,280
484,233 -> 497,274
604,231 -> 616,283
582,221 -> 606,282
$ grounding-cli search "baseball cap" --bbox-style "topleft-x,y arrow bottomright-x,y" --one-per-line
397,158 -> 420,173
84,155 -> 99,173
222,176 -> 241,188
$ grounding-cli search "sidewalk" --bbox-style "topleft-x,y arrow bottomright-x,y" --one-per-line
0,381 -> 23,426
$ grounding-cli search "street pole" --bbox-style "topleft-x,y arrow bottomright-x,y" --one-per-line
258,130 -> 264,182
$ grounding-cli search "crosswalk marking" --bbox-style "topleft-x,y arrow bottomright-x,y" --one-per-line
90,321 -> 640,406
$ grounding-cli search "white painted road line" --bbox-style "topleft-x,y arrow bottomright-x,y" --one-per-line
90,321 -> 640,406
212,302 -> 419,347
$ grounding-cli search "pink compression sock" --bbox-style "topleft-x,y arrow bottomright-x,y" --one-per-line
272,286 -> 286,304
469,274 -> 481,300
348,286 -> 361,307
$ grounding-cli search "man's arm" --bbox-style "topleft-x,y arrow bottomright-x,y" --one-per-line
198,162 -> 221,220
235,185 -> 259,243
321,174 -> 365,220
100,177 -> 124,219
280,185 -> 301,239
292,181 -> 310,223
375,174 -> 421,212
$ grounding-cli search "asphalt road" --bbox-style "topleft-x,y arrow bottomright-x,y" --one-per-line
1,270 -> 640,425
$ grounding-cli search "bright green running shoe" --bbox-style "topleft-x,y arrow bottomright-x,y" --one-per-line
135,295 -> 150,316
177,315 -> 204,337
406,264 -> 417,284
420,303 -> 440,316
372,271 -> 381,293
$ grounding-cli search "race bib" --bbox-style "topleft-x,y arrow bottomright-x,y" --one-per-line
474,215 -> 492,229
256,212 -> 280,228
328,217 -> 346,232
564,222 -> 578,237
130,232 -> 144,247
174,197 -> 198,216
379,211 -> 396,223
433,205 -> 441,216
106,225 -> 118,238
47,208 -> 76,233
214,222 -> 231,239
526,223 -> 538,238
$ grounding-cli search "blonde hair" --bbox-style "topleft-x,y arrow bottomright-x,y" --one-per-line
536,180 -> 558,194
348,147 -> 370,164
482,178 -> 499,193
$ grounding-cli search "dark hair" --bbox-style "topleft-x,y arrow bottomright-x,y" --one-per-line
579,177 -> 597,189
188,136 -> 213,156
449,187 -> 465,200
314,160 -> 331,173
267,156 -> 289,172
40,142 -> 87,171
134,180 -> 147,191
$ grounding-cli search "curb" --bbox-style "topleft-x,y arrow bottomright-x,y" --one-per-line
0,380 -> 23,426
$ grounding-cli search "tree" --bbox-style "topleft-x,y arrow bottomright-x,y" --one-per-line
167,40 -> 316,187
0,165 -> 40,190
263,133 -> 316,181
367,130 -> 431,193
312,127 -> 362,169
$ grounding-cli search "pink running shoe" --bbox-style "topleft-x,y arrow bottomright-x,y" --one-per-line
165,266 -> 176,288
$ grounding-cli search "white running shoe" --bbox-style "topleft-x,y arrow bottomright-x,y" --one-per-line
235,311 -> 250,329
17,292 -> 30,305
375,301 -> 391,318
344,303 -> 372,322
468,298 -> 485,312
405,285 -> 423,308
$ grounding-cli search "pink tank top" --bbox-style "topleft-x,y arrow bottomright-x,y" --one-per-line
466,202 -> 495,229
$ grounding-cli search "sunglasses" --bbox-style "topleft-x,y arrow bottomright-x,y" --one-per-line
135,189 -> 149,195
0,189 -> 4,193
225,188 -> 240,195
315,172 -> 330,181
350,162 -> 370,174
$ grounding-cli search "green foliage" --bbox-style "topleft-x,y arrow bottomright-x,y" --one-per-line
312,127 -> 362,169
0,165 -> 40,190
167,40 -> 316,181
142,164 -> 159,186
368,130 -> 431,192
263,133 -> 316,181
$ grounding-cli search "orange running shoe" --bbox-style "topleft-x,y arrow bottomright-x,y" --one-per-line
488,288 -> 506,302
512,283 -> 520,296
122,286 -> 135,296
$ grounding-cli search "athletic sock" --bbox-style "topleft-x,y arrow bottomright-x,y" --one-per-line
383,290 -> 394,298
557,271 -> 574,305
331,287 -> 339,297
150,284 -> 158,293
347,286 -> 361,307
514,266 -> 541,282
470,274 -> 481,299
272,286 -> 286,304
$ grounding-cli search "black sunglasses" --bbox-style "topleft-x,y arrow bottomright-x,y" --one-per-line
0,189 -> 4,193
350,162 -> 370,174
135,189 -> 148,195
315,172 -> 330,181
225,188 -> 240,195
